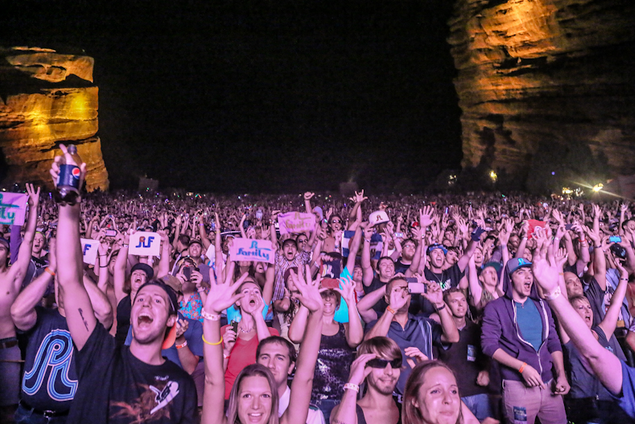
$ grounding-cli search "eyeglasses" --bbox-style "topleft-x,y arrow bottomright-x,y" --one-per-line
366,358 -> 402,369
331,219 -> 341,224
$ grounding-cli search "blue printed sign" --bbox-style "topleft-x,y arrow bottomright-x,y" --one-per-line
0,192 -> 28,226
80,239 -> 99,265
230,238 -> 274,264
129,232 -> 161,257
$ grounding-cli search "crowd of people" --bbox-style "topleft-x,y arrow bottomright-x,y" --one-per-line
2,149 -> 635,423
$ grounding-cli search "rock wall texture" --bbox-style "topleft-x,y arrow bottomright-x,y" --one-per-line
0,46 -> 109,191
448,0 -> 635,193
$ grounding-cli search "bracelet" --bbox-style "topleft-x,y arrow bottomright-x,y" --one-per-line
386,306 -> 397,315
201,308 -> 221,321
621,277 -> 629,281
202,334 -> 223,346
579,239 -> 586,243
176,340 -> 188,349
44,267 -> 55,277
544,285 -> 562,301
343,383 -> 360,393
122,244 -> 129,247
435,303 -> 446,311
519,362 -> 527,374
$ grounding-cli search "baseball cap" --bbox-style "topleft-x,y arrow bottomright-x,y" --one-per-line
427,243 -> 448,255
506,258 -> 532,275
0,238 -> 9,250
131,263 -> 154,280
134,280 -> 179,350
369,210 -> 390,226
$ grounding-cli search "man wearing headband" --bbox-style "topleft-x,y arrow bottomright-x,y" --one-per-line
51,153 -> 196,423
331,337 -> 403,424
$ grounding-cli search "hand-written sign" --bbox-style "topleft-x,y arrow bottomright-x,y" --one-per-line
230,238 -> 274,264
342,231 -> 383,260
129,232 -> 161,257
278,212 -> 316,235
80,239 -> 99,265
0,192 -> 28,226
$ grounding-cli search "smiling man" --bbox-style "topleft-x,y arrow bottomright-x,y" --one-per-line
481,258 -> 568,424
51,147 -> 196,423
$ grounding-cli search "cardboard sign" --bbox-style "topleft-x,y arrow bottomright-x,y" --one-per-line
342,230 -> 383,260
278,212 -> 316,235
230,238 -> 274,264
80,239 -> 99,265
129,232 -> 161,257
0,192 -> 28,226
526,220 -> 547,240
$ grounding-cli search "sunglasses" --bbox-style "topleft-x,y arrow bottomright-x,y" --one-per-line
331,220 -> 341,224
366,358 -> 402,369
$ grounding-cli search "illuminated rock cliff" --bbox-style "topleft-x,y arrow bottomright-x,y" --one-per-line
0,46 -> 108,191
448,0 -> 635,193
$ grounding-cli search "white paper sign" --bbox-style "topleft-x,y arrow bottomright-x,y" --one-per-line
80,239 -> 99,265
129,232 -> 161,257
230,238 -> 274,264
0,192 -> 28,226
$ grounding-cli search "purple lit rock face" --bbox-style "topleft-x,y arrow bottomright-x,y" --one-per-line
449,0 -> 635,193
0,46 -> 109,191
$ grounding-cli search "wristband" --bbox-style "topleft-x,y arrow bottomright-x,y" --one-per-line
435,303 -> 446,311
122,244 -> 129,247
201,308 -> 221,321
544,285 -> 561,301
176,340 -> 188,349
519,362 -> 527,374
621,277 -> 629,281
343,383 -> 360,393
44,267 -> 55,277
202,335 -> 223,346
386,306 -> 397,315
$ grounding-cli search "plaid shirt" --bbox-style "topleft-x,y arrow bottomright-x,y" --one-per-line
273,250 -> 310,300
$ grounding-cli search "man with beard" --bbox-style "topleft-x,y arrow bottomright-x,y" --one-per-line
330,337 -> 403,424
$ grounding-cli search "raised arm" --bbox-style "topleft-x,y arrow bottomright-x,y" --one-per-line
11,241 -> 56,331
598,260 -> 629,340
83,273 -> 114,330
422,282 -> 459,343
361,225 -> 375,287
337,277 -> 364,348
201,273 -> 248,424
6,184 -> 40,289
532,236 -> 623,395
51,146 -> 96,350
344,226 -> 362,275
281,265 -> 324,424
113,231 -> 131,305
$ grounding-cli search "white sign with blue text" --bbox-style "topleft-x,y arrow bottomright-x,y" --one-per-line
80,239 -> 99,265
129,232 -> 161,257
230,238 -> 275,264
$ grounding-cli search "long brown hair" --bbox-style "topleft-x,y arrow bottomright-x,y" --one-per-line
226,364 -> 279,424
402,360 -> 462,424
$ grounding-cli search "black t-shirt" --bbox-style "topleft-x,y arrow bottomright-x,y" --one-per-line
395,259 -> 410,275
21,307 -> 78,412
115,296 -> 131,346
436,320 -> 488,398
68,324 -> 197,424
417,264 -> 464,315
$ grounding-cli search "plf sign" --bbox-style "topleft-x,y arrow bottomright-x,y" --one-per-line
129,232 -> 161,257
80,239 -> 99,265
230,238 -> 274,263
278,212 -> 316,235
0,192 -> 28,226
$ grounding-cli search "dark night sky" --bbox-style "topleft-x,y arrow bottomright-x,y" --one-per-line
5,0 -> 463,193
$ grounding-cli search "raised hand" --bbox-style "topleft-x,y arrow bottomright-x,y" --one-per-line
304,192 -> 315,201
388,282 -> 410,311
25,183 -> 41,208
334,276 -> 356,305
49,144 -> 87,189
175,317 -> 189,340
291,265 -> 323,313
347,353 -> 377,386
204,272 -> 249,314
223,328 -> 237,356
404,346 -> 428,369
421,281 -> 444,308
419,206 -> 435,228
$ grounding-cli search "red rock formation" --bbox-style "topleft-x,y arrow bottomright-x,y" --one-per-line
0,46 -> 108,191
449,0 -> 635,193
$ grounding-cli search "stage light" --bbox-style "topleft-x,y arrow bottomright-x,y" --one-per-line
490,170 -> 498,182
592,183 -> 603,192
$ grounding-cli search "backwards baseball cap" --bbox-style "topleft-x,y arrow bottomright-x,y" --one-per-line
427,243 -> 448,255
506,258 -> 532,275
131,263 -> 154,280
369,210 -> 390,226
134,280 -> 179,350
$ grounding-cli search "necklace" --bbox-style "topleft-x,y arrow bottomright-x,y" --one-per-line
239,325 -> 254,333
